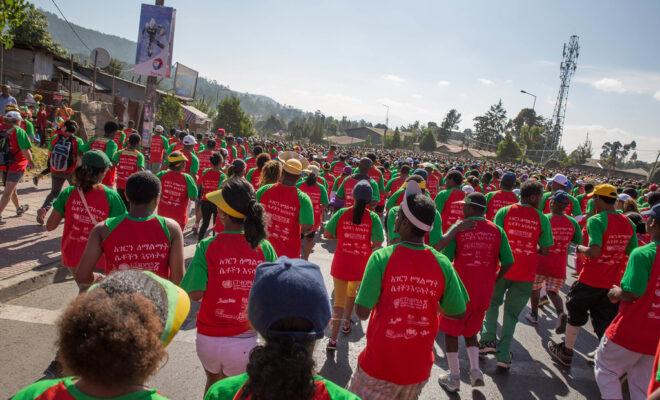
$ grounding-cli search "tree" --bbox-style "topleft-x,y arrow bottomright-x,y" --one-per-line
512,108 -> 544,140
568,133 -> 593,165
9,4 -> 67,56
261,115 -> 285,134
473,100 -> 509,150
391,128 -> 402,149
0,0 -> 28,48
103,58 -> 123,77
420,131 -> 437,151
213,96 -> 254,137
156,95 -> 183,130
600,140 -> 637,171
496,132 -> 521,161
439,109 -> 461,143
518,124 -> 543,162
461,128 -> 473,148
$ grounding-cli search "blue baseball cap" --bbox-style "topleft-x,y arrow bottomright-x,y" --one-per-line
412,168 -> 428,181
248,257 -> 331,342
353,180 -> 373,202
552,190 -> 570,203
501,172 -> 516,184
642,204 -> 660,220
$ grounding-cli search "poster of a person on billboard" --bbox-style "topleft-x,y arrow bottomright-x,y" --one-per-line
134,3 -> 176,77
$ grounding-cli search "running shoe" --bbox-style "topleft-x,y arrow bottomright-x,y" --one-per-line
547,340 -> 573,367
326,338 -> 337,351
495,352 -> 513,373
32,175 -> 39,186
478,340 -> 497,355
36,207 -> 47,225
555,313 -> 568,334
16,204 -> 29,216
470,369 -> 485,386
438,372 -> 460,393
525,312 -> 539,325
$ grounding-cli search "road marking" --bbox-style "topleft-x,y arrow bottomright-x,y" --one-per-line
0,303 -> 197,344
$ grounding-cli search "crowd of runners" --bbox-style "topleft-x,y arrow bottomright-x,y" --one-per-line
1,99 -> 659,400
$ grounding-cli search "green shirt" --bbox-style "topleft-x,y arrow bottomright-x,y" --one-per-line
355,242 -> 468,316
112,148 -> 146,168
620,241 -> 657,296
386,205 -> 443,246
336,176 -> 380,202
205,373 -> 360,400
156,170 -> 198,200
442,216 -> 515,266
586,210 -> 637,254
52,185 -> 126,217
434,187 -> 461,213
181,232 -> 277,293
256,183 -> 314,225
88,137 -> 118,161
540,191 -> 583,216
12,377 -> 167,400
14,126 -> 32,150
325,207 -> 385,243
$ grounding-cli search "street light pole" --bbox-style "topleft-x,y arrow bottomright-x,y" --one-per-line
520,90 -> 537,111
382,104 -> 389,148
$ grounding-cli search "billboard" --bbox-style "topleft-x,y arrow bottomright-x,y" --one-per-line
173,63 -> 198,99
134,4 -> 176,77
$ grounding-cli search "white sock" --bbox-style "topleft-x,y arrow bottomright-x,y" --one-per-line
467,346 -> 480,371
447,352 -> 460,377
564,324 -> 580,350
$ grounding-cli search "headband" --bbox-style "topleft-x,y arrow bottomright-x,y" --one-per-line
206,189 -> 246,219
401,181 -> 432,232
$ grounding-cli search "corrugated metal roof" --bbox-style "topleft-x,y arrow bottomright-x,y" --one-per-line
55,65 -> 110,92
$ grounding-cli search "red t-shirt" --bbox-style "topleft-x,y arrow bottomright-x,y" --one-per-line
157,171 -> 196,231
332,161 -> 346,177
426,173 -> 440,199
150,135 -> 168,163
192,233 -> 275,337
537,214 -> 579,279
606,243 -> 660,355
199,169 -> 225,199
486,190 -> 519,221
579,212 -> 635,289
324,172 -> 336,193
197,149 -> 214,177
341,177 -> 358,207
245,156 -> 256,171
388,176 -> 406,196
298,182 -> 323,230
249,167 -> 261,188
102,215 -> 171,279
367,167 -> 385,207
439,189 -> 465,233
113,130 -> 125,150
90,138 -> 116,186
115,150 -> 141,190
649,341 -> 660,396
1,125 -> 30,172
328,208 -> 376,281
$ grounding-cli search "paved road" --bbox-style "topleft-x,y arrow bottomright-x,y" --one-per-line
0,236 -> 606,399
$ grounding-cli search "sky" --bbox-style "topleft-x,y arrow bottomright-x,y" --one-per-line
31,0 -> 660,161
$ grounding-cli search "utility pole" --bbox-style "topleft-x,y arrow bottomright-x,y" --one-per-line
68,55 -> 74,104
382,104 -> 389,149
649,150 -> 660,184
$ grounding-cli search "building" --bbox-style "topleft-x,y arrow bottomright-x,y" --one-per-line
578,158 -> 649,179
325,135 -> 365,146
344,127 -> 413,145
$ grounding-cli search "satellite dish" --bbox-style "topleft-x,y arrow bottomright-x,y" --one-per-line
90,47 -> 111,69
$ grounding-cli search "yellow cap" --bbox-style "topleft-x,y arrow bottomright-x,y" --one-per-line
592,184 -> 617,199
167,151 -> 188,163
278,151 -> 308,176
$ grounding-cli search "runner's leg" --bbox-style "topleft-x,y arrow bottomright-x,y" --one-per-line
480,278 -> 507,344
497,281 -> 532,363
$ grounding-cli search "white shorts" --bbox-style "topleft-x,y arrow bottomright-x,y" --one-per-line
594,336 -> 654,400
196,332 -> 257,376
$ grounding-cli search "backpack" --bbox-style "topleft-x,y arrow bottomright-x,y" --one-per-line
49,135 -> 75,173
0,128 -> 14,167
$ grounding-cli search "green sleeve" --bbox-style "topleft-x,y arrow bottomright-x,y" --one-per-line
180,238 -> 211,293
11,378 -> 68,400
205,374 -> 248,400
369,211 -> 385,243
497,226 -> 515,265
568,216 -> 583,245
325,208 -> 347,236
255,184 -> 273,202
431,249 -> 469,316
376,173 -> 385,192
428,210 -> 443,246
231,146 -> 237,158
586,198 -> 595,214
156,170 -> 166,179
370,179 -> 380,201
484,191 -> 495,204
218,172 -> 227,188
434,189 -> 450,212
331,177 -> 342,192
15,127 -> 32,150
539,192 -> 551,210
76,137 -> 89,153
319,184 -> 329,206
25,120 -> 35,138
246,168 -> 254,182
105,139 -> 118,160
259,240 -> 278,262
52,186 -> 75,214
336,179 -> 346,199
297,190 -> 314,225
626,221 -> 638,255
494,206 -> 508,228
537,211 -> 554,248
587,213 -> 606,247
620,243 -> 655,296
442,238 -> 457,261
385,178 -> 394,192
355,246 -> 395,309
190,154 -> 199,175
104,187 -> 127,217
569,195 -> 582,216
184,173 -> 199,200
387,206 -> 399,242
386,189 -> 402,210
137,152 -> 145,168
111,150 -> 120,165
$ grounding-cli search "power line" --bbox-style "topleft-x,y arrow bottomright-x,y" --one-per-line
50,0 -> 92,52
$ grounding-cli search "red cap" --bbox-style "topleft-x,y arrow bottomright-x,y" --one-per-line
650,184 -> 658,192
216,128 -> 225,136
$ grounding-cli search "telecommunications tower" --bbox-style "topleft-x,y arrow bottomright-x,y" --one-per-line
543,35 -> 580,162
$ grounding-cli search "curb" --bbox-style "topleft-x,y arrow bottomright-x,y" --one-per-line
0,263 -> 67,302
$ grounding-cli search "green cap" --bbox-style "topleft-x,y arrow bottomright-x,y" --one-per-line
82,149 -> 112,168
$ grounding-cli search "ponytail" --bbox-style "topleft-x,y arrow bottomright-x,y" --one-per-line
352,199 -> 367,225
74,165 -> 105,193
243,199 -> 267,249
222,178 -> 267,249
305,173 -> 317,186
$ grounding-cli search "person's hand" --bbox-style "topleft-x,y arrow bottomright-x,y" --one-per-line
27,161 -> 34,170
454,219 -> 477,232
607,285 -> 622,304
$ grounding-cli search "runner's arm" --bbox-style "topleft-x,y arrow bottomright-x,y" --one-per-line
166,218 -> 185,285
75,223 -> 107,291
45,210 -> 63,231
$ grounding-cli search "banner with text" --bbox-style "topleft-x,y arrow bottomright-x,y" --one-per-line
134,4 -> 176,77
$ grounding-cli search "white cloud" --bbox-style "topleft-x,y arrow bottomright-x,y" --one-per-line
411,94 -> 423,99
322,93 -> 361,104
654,90 -> 660,101
478,78 -> 495,86
563,124 -> 660,162
382,74 -> 406,83
592,78 -> 626,93
437,80 -> 450,87
291,89 -> 309,96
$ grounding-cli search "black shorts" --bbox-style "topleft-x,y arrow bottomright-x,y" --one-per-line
566,281 -> 618,338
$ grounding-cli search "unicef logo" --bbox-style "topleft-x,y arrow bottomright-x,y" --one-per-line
152,58 -> 163,70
